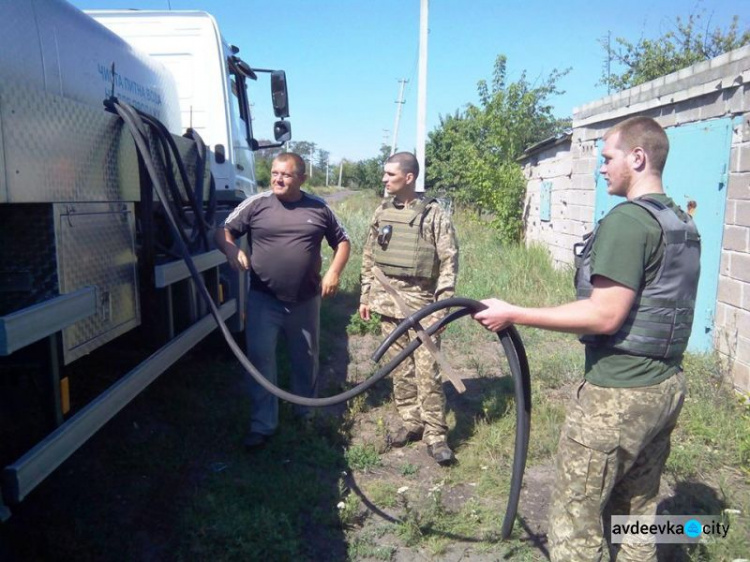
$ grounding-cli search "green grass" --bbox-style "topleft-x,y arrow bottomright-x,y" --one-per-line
325,195 -> 750,559
345,442 -> 382,472
7,192 -> 749,561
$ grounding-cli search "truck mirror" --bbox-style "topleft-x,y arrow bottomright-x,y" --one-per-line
214,144 -> 226,164
271,70 -> 289,118
274,120 -> 292,143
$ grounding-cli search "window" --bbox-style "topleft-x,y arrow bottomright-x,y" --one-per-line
540,181 -> 552,222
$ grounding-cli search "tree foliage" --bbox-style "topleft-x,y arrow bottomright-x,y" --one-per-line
426,55 -> 570,243
344,144 -> 391,192
252,141 -> 336,187
600,12 -> 750,92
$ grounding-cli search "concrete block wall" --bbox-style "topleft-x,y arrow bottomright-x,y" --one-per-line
715,107 -> 750,393
522,140 -> 581,268
521,45 -> 750,392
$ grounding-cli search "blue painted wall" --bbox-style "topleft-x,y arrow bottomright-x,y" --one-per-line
593,117 -> 735,352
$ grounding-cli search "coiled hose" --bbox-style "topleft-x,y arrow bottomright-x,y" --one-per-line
108,97 -> 531,540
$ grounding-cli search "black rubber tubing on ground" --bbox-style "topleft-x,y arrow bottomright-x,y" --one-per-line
372,300 -> 532,539
111,98 -> 531,540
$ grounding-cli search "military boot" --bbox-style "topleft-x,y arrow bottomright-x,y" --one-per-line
389,425 -> 424,448
427,441 -> 454,465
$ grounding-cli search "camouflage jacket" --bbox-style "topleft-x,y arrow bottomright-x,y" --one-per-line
360,196 -> 459,319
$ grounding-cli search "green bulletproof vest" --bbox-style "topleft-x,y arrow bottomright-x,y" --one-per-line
575,197 -> 701,359
373,197 -> 440,279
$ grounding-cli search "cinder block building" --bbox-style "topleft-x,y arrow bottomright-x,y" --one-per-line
520,45 -> 750,393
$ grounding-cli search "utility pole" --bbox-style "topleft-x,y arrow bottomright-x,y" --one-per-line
382,129 -> 391,148
338,160 -> 344,188
602,31 -> 612,95
390,78 -> 408,156
415,0 -> 428,192
326,158 -> 330,186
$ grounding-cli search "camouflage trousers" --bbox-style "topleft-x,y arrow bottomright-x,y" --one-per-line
548,372 -> 686,562
380,316 -> 448,445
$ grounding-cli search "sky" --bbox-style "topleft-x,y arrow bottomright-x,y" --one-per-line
69,0 -> 749,163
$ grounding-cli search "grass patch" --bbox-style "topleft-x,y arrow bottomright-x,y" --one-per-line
7,192 -> 749,561
345,442 -> 382,472
346,310 -> 381,336
347,528 -> 397,560
667,353 -> 750,479
364,481 -> 399,508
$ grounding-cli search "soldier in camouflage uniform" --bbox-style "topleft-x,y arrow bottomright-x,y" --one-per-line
359,152 -> 459,465
473,116 -> 700,561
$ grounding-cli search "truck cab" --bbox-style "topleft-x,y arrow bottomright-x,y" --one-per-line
89,10 -> 291,199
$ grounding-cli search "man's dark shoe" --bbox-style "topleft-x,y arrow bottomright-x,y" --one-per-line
244,432 -> 270,450
389,426 -> 424,448
427,441 -> 455,465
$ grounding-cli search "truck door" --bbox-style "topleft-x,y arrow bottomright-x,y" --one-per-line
227,63 -> 256,195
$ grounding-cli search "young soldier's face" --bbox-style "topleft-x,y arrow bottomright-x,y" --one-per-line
600,132 -> 633,197
382,162 -> 414,200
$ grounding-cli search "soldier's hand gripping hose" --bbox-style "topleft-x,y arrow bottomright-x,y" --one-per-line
110,97 -> 531,540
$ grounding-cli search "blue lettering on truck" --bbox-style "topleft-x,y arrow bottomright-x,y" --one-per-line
98,63 -> 162,113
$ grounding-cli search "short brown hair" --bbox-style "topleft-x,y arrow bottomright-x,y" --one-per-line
386,151 -> 419,179
273,152 -> 306,176
605,116 -> 669,174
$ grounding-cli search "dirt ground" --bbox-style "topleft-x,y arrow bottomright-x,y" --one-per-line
314,294 -> 736,561
319,326 -> 545,560
2,297 -> 741,561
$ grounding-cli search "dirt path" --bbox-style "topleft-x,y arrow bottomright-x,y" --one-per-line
323,188 -> 358,204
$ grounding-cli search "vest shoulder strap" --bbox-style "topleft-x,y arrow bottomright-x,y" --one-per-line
384,197 -> 437,224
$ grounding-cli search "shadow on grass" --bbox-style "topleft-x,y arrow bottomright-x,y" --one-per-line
447,374 -> 516,447
0,314 -> 357,561
656,481 -> 727,562
513,515 -> 550,560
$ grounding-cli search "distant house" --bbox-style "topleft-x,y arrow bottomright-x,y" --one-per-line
520,45 -> 750,394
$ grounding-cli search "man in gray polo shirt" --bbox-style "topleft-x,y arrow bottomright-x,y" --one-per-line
215,152 -> 351,448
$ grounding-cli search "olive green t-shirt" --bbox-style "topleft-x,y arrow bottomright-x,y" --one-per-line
584,194 -> 686,388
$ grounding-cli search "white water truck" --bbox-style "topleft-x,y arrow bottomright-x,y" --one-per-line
0,0 -> 291,519
0,1 -> 532,539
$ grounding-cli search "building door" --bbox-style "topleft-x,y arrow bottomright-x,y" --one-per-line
594,117 -> 735,352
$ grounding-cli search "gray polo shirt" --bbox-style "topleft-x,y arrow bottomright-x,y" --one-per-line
224,191 -> 349,302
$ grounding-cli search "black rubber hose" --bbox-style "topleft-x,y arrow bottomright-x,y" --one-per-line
184,128 -> 218,231
113,101 -> 196,257
371,298 -> 531,539
111,98 -> 530,539
141,113 -> 208,231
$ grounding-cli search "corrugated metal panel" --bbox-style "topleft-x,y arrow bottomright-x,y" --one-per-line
55,202 -> 139,364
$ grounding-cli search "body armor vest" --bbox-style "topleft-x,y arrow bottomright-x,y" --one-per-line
575,197 -> 701,359
373,197 -> 440,279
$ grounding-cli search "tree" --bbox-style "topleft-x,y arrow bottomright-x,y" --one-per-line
426,55 -> 570,242
349,144 -> 390,191
251,141 -> 333,187
600,12 -> 750,92
253,143 -> 284,187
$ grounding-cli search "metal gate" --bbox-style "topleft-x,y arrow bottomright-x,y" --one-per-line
594,117 -> 736,352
